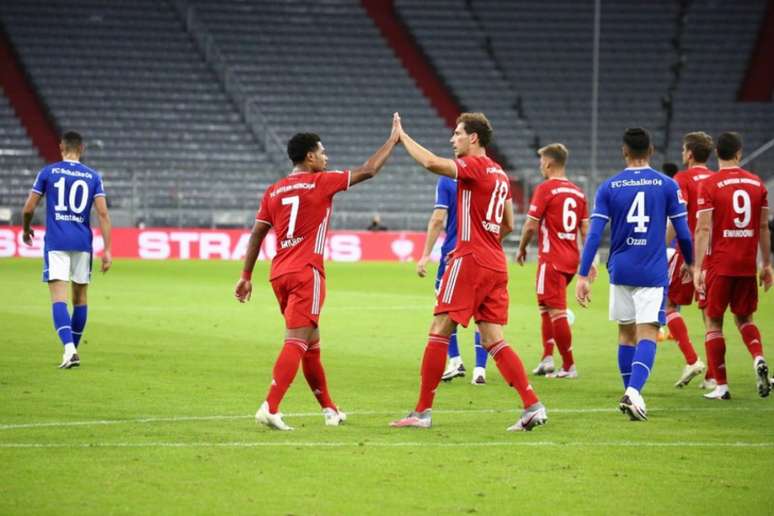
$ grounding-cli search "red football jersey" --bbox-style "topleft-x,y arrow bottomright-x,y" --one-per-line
674,166 -> 714,235
527,177 -> 588,274
696,167 -> 768,276
452,154 -> 511,272
256,170 -> 350,280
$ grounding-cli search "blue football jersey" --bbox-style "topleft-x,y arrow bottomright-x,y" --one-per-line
591,166 -> 686,287
434,176 -> 457,257
31,160 -> 106,252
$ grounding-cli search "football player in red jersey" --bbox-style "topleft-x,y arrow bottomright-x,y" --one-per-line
665,132 -> 714,388
694,132 -> 773,400
516,143 -> 591,379
234,114 -> 400,430
390,112 -> 546,431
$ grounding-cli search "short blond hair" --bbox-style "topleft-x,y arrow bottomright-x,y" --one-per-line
456,112 -> 493,147
538,143 -> 569,167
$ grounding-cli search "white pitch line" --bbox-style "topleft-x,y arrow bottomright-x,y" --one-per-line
1,406 -> 772,431
0,441 -> 772,449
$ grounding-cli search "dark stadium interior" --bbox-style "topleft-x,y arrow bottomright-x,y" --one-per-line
1,0 -> 773,230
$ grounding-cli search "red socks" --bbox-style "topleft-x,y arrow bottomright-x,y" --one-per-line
415,334 -> 450,412
540,310 -> 555,358
266,338 -> 308,413
302,340 -> 336,410
705,331 -> 727,385
551,313 -> 574,370
489,341 -> 539,408
666,311 -> 699,365
739,322 -> 763,359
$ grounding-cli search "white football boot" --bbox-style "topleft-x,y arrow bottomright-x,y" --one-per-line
674,359 -> 706,388
507,402 -> 548,432
703,384 -> 731,400
470,367 -> 486,385
619,387 -> 647,421
532,356 -> 555,376
255,401 -> 293,431
754,357 -> 771,398
323,407 -> 347,426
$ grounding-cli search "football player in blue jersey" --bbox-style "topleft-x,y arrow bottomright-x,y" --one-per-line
416,176 -> 488,384
22,131 -> 112,369
576,128 -> 694,421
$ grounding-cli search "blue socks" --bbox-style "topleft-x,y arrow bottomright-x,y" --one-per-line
447,331 -> 489,369
618,344 -> 635,388
71,305 -> 88,347
474,331 -> 488,368
447,332 -> 460,359
628,339 -> 657,392
52,302 -> 74,347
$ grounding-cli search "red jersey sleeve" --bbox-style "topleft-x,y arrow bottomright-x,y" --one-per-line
696,180 -> 715,214
453,156 -> 479,181
255,188 -> 273,226
318,170 -> 351,197
762,184 -> 769,209
527,183 -> 549,221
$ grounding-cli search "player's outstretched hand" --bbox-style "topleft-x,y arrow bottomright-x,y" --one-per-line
575,276 -> 591,308
416,255 -> 429,277
391,112 -> 402,144
22,228 -> 34,246
235,278 -> 252,303
693,268 -> 706,296
100,250 -> 112,273
760,265 -> 773,292
515,248 -> 527,266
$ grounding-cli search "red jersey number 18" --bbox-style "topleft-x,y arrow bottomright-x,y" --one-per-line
486,180 -> 509,223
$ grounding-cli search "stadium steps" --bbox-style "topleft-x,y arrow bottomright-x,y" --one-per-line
739,0 -> 774,102
0,25 -> 58,163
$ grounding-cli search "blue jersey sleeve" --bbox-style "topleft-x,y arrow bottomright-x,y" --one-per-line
435,178 -> 452,209
93,174 -> 106,198
579,216 -> 606,276
590,182 -> 610,221
31,167 -> 48,195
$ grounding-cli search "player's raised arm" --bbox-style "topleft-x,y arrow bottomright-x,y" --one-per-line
349,113 -> 401,187
93,196 -> 112,273
21,191 -> 42,245
397,115 -> 457,178
235,221 -> 271,303
759,207 -> 772,291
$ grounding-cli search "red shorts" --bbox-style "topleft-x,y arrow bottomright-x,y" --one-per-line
271,266 -> 325,329
704,269 -> 758,319
667,251 -> 694,306
434,254 -> 509,327
536,260 -> 574,310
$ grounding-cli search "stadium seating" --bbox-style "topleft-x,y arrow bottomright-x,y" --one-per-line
0,91 -> 43,221
0,0 -> 273,228
668,0 -> 774,176
400,0 -> 773,183
1,0 -> 771,232
181,0 -> 452,230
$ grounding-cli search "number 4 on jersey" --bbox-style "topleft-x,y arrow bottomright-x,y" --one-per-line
626,191 -> 650,233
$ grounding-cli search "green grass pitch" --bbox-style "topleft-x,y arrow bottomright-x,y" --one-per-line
1,258 -> 773,515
